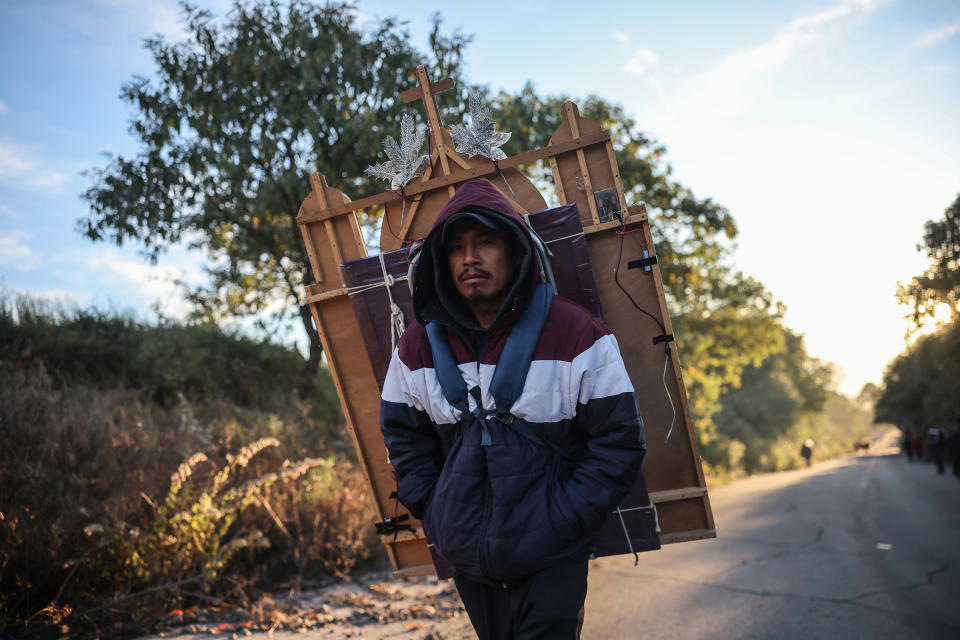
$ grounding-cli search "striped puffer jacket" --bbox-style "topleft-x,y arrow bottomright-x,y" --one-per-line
380,294 -> 646,583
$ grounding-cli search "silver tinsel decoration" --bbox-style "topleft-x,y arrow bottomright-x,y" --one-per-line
450,89 -> 511,160
364,113 -> 430,190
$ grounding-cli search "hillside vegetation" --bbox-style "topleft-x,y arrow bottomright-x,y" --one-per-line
0,293 -> 378,636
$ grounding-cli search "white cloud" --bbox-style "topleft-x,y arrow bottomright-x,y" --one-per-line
0,143 -> 32,174
788,3 -> 861,30
914,20 -> 960,47
90,0 -> 188,41
611,30 -> 659,78
0,204 -> 23,219
0,229 -> 42,271
712,0 -> 883,86
83,249 -> 205,318
0,100 -> 8,115
622,48 -> 659,78
144,2 -> 187,41
646,0 -> 886,131
631,0 -> 937,397
0,139 -> 68,190
30,170 -> 66,189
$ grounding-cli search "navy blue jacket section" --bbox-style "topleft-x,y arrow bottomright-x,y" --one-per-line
381,297 -> 646,582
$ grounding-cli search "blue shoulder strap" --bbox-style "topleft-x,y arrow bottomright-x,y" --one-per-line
425,321 -> 470,414
489,282 -> 553,415
425,283 -> 556,451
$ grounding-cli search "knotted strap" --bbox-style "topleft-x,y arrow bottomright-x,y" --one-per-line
425,283 -> 568,457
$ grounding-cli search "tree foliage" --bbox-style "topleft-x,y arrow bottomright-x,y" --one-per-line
876,319 -> 960,431
81,1 -> 471,380
880,193 -> 960,434
712,330 -> 833,472
897,193 -> 960,328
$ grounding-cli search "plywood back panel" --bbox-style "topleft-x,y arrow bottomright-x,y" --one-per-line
549,102 -> 715,541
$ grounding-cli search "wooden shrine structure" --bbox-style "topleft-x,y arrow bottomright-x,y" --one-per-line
296,66 -> 716,577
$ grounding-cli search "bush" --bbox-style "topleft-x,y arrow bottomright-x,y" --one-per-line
0,292 -> 337,414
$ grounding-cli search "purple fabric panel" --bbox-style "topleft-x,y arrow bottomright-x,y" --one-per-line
526,203 -> 603,318
340,248 -> 415,390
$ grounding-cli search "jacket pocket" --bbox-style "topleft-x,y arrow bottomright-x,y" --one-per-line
544,455 -> 586,543
420,430 -> 484,567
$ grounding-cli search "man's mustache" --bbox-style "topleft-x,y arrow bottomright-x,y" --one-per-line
458,268 -> 491,281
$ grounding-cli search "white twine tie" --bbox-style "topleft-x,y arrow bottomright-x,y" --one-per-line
662,349 -> 676,443
378,252 -> 406,350
613,502 -> 661,566
544,231 -> 585,245
345,253 -> 408,351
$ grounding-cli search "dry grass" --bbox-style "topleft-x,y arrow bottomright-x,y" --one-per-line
0,360 -> 378,637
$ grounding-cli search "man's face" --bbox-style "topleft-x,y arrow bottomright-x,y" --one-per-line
445,221 -> 517,314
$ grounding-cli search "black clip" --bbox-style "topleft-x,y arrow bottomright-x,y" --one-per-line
652,333 -> 675,346
375,514 -> 413,536
628,256 -> 658,270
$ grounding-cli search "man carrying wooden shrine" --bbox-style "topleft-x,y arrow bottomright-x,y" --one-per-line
379,179 -> 646,638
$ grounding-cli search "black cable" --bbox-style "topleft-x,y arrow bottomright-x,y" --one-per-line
613,221 -> 666,335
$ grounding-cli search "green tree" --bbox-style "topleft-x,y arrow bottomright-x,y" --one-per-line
876,320 -> 960,431
897,193 -> 960,328
80,1 -> 470,382
881,193 -> 960,436
713,330 -> 832,472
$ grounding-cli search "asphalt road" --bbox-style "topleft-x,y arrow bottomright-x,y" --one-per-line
582,441 -> 960,639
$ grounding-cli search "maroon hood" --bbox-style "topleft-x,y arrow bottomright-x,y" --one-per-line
430,179 -> 529,231
411,179 -> 539,329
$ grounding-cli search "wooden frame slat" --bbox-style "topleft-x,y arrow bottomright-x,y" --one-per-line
415,66 -> 457,199
296,131 -> 611,224
400,77 -> 454,103
563,102 -> 601,225
649,486 -> 709,503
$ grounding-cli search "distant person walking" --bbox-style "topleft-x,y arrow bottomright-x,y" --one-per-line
902,428 -> 914,461
950,414 -> 960,478
949,428 -> 960,478
913,432 -> 924,462
928,428 -> 945,475
800,439 -> 814,467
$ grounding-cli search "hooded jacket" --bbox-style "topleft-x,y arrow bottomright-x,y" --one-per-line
380,179 -> 645,583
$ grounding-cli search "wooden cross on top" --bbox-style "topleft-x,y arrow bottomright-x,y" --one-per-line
398,65 -> 460,196
399,65 -> 454,148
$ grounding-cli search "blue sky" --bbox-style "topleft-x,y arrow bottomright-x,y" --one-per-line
1,0 -> 958,396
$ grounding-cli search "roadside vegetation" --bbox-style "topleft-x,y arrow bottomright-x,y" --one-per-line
877,194 -> 960,446
0,293 -> 379,637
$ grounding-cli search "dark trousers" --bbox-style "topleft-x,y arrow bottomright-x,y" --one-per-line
454,554 -> 588,640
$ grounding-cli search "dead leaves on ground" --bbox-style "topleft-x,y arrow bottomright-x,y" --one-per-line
152,574 -> 465,636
